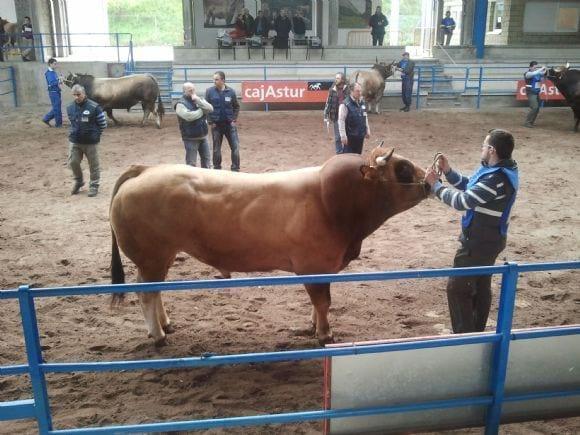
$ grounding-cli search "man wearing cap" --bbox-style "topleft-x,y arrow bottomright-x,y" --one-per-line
396,52 -> 415,112
523,61 -> 547,128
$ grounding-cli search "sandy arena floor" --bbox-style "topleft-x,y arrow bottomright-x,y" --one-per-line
0,106 -> 579,434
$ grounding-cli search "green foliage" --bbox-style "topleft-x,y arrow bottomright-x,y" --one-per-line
108,0 -> 183,46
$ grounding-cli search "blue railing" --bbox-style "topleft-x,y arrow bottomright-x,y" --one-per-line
0,65 -> 17,107
1,260 -> 579,434
1,32 -> 133,65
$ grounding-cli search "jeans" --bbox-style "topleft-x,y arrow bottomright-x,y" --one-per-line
446,245 -> 501,333
343,136 -> 364,154
211,123 -> 240,171
402,77 -> 413,109
43,91 -> 62,127
183,137 -> 211,168
332,121 -> 343,154
68,142 -> 100,188
372,33 -> 385,46
525,90 -> 540,125
443,30 -> 453,46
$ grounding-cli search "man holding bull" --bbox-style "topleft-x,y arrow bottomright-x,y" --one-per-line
425,129 -> 519,334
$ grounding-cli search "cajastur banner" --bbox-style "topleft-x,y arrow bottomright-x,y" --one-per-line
242,81 -> 333,103
516,80 -> 565,101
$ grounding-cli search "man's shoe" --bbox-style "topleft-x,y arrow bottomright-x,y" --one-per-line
403,106 -> 410,112
399,107 -> 407,111
523,123 -> 534,128
71,181 -> 85,195
87,188 -> 98,197
42,120 -> 51,127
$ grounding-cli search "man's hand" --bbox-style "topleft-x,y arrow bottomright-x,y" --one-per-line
435,153 -> 451,174
191,94 -> 200,102
424,167 -> 440,187
341,137 -> 348,146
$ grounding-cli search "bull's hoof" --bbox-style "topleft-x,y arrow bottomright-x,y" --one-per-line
154,335 -> 168,347
162,323 -> 175,334
318,334 -> 335,346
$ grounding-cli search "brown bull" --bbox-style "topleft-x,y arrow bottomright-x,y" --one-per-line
548,64 -> 580,132
109,147 -> 429,346
350,61 -> 396,114
64,73 -> 164,128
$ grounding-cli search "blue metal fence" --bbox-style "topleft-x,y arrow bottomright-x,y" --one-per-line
1,260 -> 579,434
0,65 -> 17,107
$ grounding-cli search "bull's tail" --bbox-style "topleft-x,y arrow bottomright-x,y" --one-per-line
157,94 -> 165,122
110,165 -> 149,307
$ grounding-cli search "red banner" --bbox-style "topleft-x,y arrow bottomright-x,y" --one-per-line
516,80 -> 565,101
242,81 -> 331,103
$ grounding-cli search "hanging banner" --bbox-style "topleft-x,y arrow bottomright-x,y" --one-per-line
242,81 -> 332,103
516,80 -> 565,101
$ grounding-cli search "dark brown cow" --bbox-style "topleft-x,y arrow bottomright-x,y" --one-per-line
64,73 -> 164,128
548,64 -> 580,132
109,147 -> 429,346
350,61 -> 396,114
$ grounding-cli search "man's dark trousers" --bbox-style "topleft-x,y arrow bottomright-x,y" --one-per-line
402,76 -> 413,109
446,245 -> 502,333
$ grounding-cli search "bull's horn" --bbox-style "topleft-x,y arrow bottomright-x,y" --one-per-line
375,148 -> 395,166
565,61 -> 570,68
378,140 -> 385,148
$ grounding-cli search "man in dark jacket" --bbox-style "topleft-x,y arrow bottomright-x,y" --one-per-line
205,71 -> 241,171
396,52 -> 415,112
242,8 -> 255,37
253,10 -> 269,37
337,83 -> 370,154
175,82 -> 213,168
66,84 -> 107,197
274,9 -> 292,49
425,129 -> 519,334
369,6 -> 388,46
323,72 -> 349,154
21,16 -> 34,61
292,10 -> 306,39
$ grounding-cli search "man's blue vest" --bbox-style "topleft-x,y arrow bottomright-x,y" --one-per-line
461,165 -> 519,236
175,97 -> 208,139
345,98 -> 367,139
524,70 -> 542,94
206,86 -> 235,123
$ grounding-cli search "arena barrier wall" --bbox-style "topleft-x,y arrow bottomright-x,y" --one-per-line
0,261 -> 579,434
0,65 -> 17,107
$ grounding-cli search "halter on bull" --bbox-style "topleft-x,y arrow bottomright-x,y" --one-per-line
109,146 -> 429,346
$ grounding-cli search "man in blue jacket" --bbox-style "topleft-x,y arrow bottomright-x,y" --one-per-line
205,71 -> 241,171
67,84 -> 107,197
440,11 -> 456,46
425,129 -> 519,333
523,61 -> 547,128
396,52 -> 415,112
42,58 -> 62,127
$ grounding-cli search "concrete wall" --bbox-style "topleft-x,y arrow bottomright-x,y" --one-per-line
433,45 -> 580,62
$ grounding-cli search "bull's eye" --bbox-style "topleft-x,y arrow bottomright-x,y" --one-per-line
394,161 -> 415,183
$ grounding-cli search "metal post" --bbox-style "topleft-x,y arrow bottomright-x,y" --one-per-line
464,67 -> 470,93
415,67 -> 421,110
264,65 -> 269,112
129,39 -> 135,71
431,65 -> 435,92
485,262 -> 519,434
473,0 -> 489,59
10,66 -> 18,107
39,34 -> 45,63
116,33 -> 120,63
477,66 -> 483,109
18,285 -> 52,434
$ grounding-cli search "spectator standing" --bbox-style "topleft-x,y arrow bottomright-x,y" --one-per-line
274,9 -> 292,49
292,10 -> 306,40
242,8 -> 255,37
338,83 -> 370,155
175,82 -> 213,168
323,72 -> 349,154
425,129 -> 519,333
369,6 -> 388,46
21,16 -> 34,61
396,52 -> 415,112
440,11 -> 456,46
253,10 -> 269,37
205,71 -> 241,171
67,84 -> 107,197
42,58 -> 62,127
523,61 -> 547,128
0,17 -> 5,62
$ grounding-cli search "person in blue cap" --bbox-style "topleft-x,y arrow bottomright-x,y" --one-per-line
425,129 -> 519,334
523,61 -> 547,128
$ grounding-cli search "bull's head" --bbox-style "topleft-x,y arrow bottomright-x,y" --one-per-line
372,61 -> 396,80
63,72 -> 78,88
360,146 -> 430,213
547,63 -> 570,80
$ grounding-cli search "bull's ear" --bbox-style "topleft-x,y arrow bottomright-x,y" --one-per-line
360,165 -> 379,181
